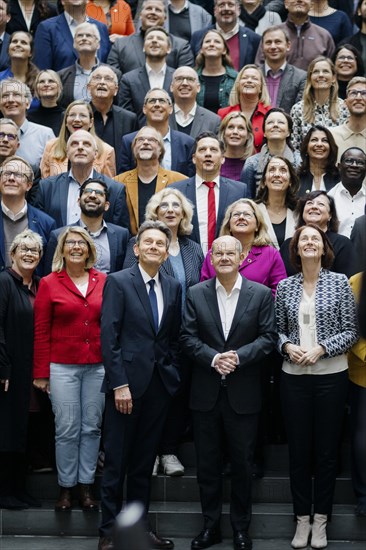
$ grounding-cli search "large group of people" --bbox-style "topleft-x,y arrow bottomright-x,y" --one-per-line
0,1 -> 365,550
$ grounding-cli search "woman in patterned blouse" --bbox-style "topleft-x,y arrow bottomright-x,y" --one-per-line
275,224 -> 359,549
290,56 -> 349,150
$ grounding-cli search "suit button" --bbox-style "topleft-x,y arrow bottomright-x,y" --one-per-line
84,302 -> 88,307
85,339 -> 89,344
85,320 -> 89,325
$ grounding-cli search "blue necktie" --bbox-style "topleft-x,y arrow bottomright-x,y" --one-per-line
148,279 -> 159,332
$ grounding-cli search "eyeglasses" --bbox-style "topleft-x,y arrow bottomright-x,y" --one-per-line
135,136 -> 159,144
65,239 -> 88,248
145,97 -> 170,105
231,211 -> 255,220
159,201 -> 182,211
347,89 -> 366,98
1,170 -> 30,181
90,74 -> 116,83
0,132 -> 17,141
337,55 -> 356,62
343,158 -> 366,167
18,245 -> 40,256
174,76 -> 197,83
82,187 -> 106,197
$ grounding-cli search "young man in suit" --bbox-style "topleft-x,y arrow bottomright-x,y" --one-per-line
98,220 -> 182,550
170,132 -> 249,253
180,235 -> 277,550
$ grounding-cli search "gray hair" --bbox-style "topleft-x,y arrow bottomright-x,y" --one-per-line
0,118 -> 20,139
74,22 -> 101,42
136,220 -> 172,249
10,229 -> 43,258
0,78 -> 32,104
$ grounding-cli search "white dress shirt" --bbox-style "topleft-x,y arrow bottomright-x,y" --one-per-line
216,274 -> 242,340
328,182 -> 366,238
174,103 -> 197,127
146,62 -> 166,90
1,200 -> 27,222
66,168 -> 94,225
195,174 -> 220,254
160,128 -> 172,171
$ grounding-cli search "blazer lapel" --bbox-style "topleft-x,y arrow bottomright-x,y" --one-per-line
203,280 -> 225,341
106,226 -> 117,273
191,108 -> 205,137
60,178 -> 70,226
216,178 -> 229,236
131,265 -> 156,333
227,281 -> 255,341
186,178 -> 200,243
276,66 -> 291,108
59,14 -> 78,61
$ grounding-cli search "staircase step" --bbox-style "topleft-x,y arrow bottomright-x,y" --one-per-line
1,503 -> 365,541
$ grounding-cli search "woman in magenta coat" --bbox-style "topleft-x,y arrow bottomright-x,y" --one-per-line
33,226 -> 106,513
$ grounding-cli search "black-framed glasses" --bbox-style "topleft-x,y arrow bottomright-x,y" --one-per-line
0,132 -> 17,141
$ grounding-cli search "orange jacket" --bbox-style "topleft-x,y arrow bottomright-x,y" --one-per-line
86,0 -> 135,36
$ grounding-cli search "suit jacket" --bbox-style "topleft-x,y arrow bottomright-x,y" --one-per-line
33,268 -> 106,378
120,129 -> 195,177
115,166 -> 187,235
169,104 -> 221,139
190,24 -> 261,67
6,0 -> 57,35
33,13 -> 110,71
0,33 -> 10,71
107,30 -> 194,76
180,276 -> 277,413
259,63 -> 307,114
350,215 -> 366,274
170,176 -> 249,245
57,63 -> 124,109
34,170 -> 130,230
298,172 -> 339,197
43,221 -> 129,275
167,1 -> 212,36
0,204 -> 56,276
101,263 -> 182,398
119,66 -> 175,126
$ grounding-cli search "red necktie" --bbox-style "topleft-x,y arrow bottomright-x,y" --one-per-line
203,181 -> 216,250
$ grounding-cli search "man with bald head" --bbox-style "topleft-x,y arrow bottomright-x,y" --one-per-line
180,235 -> 277,550
35,130 -> 130,230
169,66 -> 221,138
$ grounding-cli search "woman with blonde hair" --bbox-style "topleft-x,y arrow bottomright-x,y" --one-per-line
195,29 -> 237,113
219,111 -> 254,181
27,70 -> 64,135
40,100 -> 116,178
33,226 -> 106,513
218,64 -> 271,152
290,56 -> 349,150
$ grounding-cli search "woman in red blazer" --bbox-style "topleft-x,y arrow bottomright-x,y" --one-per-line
33,226 -> 106,513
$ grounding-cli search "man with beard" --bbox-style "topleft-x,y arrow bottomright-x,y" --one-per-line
115,126 -> 187,235
328,147 -> 366,237
43,179 -> 129,274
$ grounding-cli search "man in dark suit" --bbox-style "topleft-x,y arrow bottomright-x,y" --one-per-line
87,65 -> 138,174
259,26 -> 306,114
0,0 -> 10,71
350,214 -> 366,274
190,0 -> 261,70
0,155 -> 56,275
44,179 -> 129,274
170,132 -> 249,253
98,220 -> 182,550
180,235 -> 277,550
33,0 -> 110,71
34,130 -> 130,230
120,89 -> 195,177
169,67 -> 221,139
107,0 -> 194,75
119,26 -> 175,125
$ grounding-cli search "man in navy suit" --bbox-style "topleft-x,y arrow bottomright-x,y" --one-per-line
33,0 -> 110,71
0,0 -> 10,71
98,220 -> 182,550
34,131 -> 130,231
43,180 -> 129,275
119,26 -> 175,125
0,156 -> 56,276
190,0 -> 260,71
170,132 -> 250,253
120,88 -> 195,177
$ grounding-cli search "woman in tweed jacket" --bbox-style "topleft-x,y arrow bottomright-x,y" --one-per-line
275,224 -> 359,549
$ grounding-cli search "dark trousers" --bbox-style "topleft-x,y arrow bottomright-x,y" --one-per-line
100,369 -> 171,537
193,387 -> 258,532
281,370 -> 348,518
350,381 -> 366,506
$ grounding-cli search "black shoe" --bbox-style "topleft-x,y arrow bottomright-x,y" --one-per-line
233,531 -> 252,550
147,530 -> 174,549
191,528 -> 222,549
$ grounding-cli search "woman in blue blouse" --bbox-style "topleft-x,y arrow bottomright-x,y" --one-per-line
276,224 -> 359,549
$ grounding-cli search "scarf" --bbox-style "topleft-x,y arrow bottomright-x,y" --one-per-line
240,4 -> 266,30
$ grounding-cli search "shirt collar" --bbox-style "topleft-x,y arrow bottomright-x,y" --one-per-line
20,119 -> 29,134
215,273 -> 242,294
75,58 -> 99,74
264,61 -> 287,76
80,218 -> 107,237
64,10 -> 88,26
216,21 -> 239,40
1,199 -> 28,221
146,62 -> 167,76
196,174 -> 221,187
139,264 -> 160,286
338,182 -> 366,197
163,127 -> 171,142
174,103 -> 197,117
68,167 -> 94,184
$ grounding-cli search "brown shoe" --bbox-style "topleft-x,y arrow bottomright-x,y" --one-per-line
55,487 -> 72,512
97,536 -> 114,550
79,483 -> 99,511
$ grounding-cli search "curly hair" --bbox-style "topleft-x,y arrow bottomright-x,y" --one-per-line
298,125 -> 339,178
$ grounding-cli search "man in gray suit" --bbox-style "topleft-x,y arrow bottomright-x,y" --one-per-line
107,0 -> 194,76
259,26 -> 306,114
169,67 -> 221,139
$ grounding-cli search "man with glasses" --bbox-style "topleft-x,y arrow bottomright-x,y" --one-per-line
0,119 -> 19,166
44,180 -> 129,275
35,130 -> 130,230
87,65 -> 138,174
0,156 -> 56,274
120,88 -> 195,177
115,126 -> 187,235
119,26 -> 175,125
191,0 -> 260,70
169,66 -> 221,138
329,147 -> 366,237
330,77 -> 366,161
